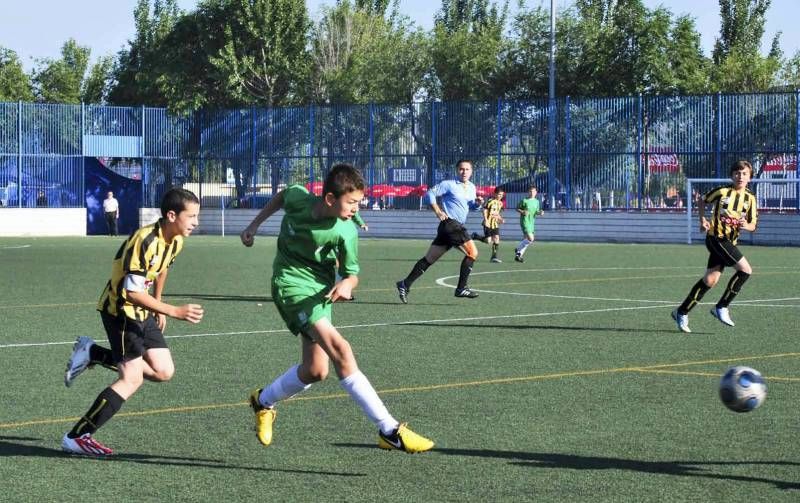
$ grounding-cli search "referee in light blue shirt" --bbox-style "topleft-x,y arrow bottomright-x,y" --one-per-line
395,159 -> 484,302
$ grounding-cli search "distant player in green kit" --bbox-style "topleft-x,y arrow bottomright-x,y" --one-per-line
240,163 -> 433,453
514,185 -> 543,263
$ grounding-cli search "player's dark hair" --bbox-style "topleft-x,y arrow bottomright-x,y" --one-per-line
529,185 -> 538,191
455,159 -> 473,169
161,188 -> 200,217
323,163 -> 365,198
493,186 -> 504,194
729,160 -> 753,176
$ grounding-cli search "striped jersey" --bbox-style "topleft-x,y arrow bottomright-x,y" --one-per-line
483,198 -> 504,229
97,219 -> 183,320
704,185 -> 757,245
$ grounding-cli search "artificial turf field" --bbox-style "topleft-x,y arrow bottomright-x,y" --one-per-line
0,235 -> 798,502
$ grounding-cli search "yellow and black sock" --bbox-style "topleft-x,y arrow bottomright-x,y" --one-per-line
68,387 -> 125,438
678,279 -> 711,314
717,271 -> 751,308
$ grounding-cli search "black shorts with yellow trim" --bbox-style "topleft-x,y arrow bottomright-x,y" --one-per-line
705,234 -> 743,270
101,311 -> 168,363
482,225 -> 500,238
432,218 -> 471,249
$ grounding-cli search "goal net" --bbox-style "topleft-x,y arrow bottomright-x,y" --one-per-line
685,177 -> 799,244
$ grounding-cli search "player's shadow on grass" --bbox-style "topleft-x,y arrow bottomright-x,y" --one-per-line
402,322 -> 688,334
0,436 -> 364,477
164,293 -> 272,303
435,448 -> 800,491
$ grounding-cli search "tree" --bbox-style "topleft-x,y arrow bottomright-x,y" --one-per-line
82,56 -> 114,104
107,0 -> 183,106
208,0 -> 310,107
32,39 -> 90,104
710,0 -> 781,91
429,0 -> 509,101
307,0 -> 429,104
0,47 -> 34,102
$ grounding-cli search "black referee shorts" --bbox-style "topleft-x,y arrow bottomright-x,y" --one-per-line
432,218 -> 471,249
705,234 -> 743,270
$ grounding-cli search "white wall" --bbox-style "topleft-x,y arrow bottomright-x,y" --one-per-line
0,209 -> 86,236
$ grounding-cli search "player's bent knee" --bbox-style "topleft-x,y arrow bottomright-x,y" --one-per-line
463,242 -> 479,260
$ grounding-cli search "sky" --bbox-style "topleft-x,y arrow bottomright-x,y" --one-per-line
1,0 -> 798,72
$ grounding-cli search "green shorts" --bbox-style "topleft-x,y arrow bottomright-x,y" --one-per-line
521,223 -> 535,235
271,282 -> 332,337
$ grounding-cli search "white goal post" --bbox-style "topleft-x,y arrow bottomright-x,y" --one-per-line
685,177 -> 799,244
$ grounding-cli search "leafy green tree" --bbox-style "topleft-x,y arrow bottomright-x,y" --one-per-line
107,0 -> 183,106
429,0 -> 508,101
32,39 -> 90,103
82,56 -> 114,104
710,0 -> 781,91
307,1 -> 429,104
0,47 -> 34,102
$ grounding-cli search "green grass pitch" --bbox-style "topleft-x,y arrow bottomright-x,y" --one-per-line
0,236 -> 798,501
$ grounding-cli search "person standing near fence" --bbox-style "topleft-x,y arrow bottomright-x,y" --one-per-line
671,160 -> 758,333
396,159 -> 484,302
514,186 -> 543,263
61,188 -> 204,456
103,191 -> 120,236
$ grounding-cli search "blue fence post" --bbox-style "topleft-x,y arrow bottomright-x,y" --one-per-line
251,106 -> 257,205
16,100 -> 22,207
548,97 -> 557,209
430,101 -> 437,186
369,103 -> 375,193
81,103 -> 85,208
637,94 -> 643,211
715,92 -> 722,178
198,110 -> 204,204
140,105 -> 146,206
796,90 -> 800,211
496,98 -> 502,187
565,96 -> 572,209
308,105 -> 315,183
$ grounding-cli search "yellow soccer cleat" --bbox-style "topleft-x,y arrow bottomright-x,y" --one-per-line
378,423 -> 434,453
249,389 -> 277,446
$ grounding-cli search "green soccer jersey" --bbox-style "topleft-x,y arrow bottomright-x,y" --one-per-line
273,185 -> 360,296
517,197 -> 541,232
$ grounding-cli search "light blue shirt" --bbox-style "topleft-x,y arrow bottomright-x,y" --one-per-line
425,179 -> 480,224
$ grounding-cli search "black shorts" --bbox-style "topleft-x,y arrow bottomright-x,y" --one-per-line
482,225 -> 500,238
432,218 -> 471,249
101,311 -> 168,363
705,235 -> 743,270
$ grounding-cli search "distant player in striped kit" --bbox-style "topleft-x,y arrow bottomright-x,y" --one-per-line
472,187 -> 506,263
672,160 -> 758,333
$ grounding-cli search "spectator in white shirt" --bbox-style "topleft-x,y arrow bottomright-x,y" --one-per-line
102,191 -> 119,236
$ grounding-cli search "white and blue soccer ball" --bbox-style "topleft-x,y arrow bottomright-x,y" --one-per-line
719,366 -> 767,413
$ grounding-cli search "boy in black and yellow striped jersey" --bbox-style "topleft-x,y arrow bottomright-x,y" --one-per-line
61,188 -> 204,456
672,160 -> 758,333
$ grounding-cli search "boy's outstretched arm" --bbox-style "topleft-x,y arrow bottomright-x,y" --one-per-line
127,289 -> 204,324
241,190 -> 286,247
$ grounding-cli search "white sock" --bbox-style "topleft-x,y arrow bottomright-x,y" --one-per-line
517,239 -> 531,255
259,365 -> 311,408
340,371 -> 399,435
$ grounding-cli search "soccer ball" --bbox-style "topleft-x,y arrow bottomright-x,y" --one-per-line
719,366 -> 767,413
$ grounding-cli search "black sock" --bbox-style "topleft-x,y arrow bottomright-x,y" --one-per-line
404,257 -> 431,287
457,257 -> 475,290
716,271 -> 751,308
678,279 -> 711,314
90,344 -> 118,372
68,387 -> 125,438
491,243 -> 498,257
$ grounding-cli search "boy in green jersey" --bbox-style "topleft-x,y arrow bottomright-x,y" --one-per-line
240,164 -> 433,453
514,186 -> 544,263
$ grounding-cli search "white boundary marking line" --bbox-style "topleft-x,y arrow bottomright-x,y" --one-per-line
0,304 -> 669,349
0,244 -> 31,249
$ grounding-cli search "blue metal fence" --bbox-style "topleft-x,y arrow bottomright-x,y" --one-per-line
0,93 -> 798,211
